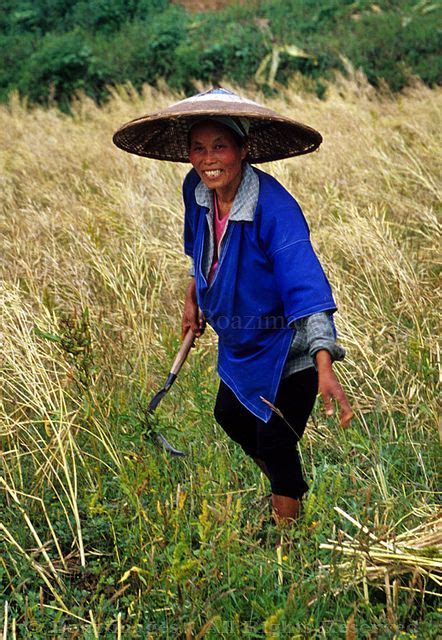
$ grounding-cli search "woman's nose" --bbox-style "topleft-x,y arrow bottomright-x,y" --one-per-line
203,149 -> 216,164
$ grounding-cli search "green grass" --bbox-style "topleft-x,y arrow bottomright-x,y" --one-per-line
0,78 -> 440,637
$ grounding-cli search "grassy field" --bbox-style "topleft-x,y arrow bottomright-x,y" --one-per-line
0,73 -> 440,638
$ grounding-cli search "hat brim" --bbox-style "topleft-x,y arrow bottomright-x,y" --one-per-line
112,96 -> 322,163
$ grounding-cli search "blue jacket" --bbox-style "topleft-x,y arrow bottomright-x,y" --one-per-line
183,165 -> 337,422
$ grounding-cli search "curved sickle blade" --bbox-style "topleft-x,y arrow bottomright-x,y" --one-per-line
155,431 -> 186,457
145,329 -> 196,457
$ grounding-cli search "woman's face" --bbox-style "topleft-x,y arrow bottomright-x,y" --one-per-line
188,121 -> 248,196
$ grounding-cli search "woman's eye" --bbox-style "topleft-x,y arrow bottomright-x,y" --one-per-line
215,144 -> 225,150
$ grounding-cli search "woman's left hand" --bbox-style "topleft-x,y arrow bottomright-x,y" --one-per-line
315,350 -> 353,428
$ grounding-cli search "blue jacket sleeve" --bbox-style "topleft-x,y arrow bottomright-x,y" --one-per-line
260,196 -> 337,324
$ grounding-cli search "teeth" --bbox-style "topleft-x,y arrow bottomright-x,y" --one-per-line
204,170 -> 222,177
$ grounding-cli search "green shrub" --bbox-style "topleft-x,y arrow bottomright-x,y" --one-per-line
341,9 -> 441,90
17,31 -> 107,109
0,0 -> 440,107
0,33 -> 35,100
172,14 -> 267,89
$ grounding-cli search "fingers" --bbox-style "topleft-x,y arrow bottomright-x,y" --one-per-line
181,300 -> 203,340
340,409 -> 354,429
335,392 -> 353,429
320,381 -> 354,429
339,398 -> 354,429
181,319 -> 196,340
192,319 -> 203,337
198,314 -> 206,335
190,311 -> 206,338
181,310 -> 205,343
322,391 -> 334,417
332,386 -> 353,428
181,317 -> 191,340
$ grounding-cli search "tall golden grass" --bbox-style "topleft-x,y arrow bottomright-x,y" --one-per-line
0,71 -> 440,633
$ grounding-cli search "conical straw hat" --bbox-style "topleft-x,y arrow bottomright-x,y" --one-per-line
112,87 -> 322,163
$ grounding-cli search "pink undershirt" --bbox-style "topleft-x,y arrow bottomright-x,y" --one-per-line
208,191 -> 229,284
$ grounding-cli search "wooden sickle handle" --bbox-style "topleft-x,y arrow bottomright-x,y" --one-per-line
170,328 -> 196,376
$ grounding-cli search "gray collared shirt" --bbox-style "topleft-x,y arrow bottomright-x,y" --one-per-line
188,163 -> 345,377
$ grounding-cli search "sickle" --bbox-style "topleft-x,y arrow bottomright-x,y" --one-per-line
145,328 -> 196,457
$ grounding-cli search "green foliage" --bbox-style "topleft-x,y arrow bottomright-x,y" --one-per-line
340,7 -> 442,91
16,31 -> 107,109
134,5 -> 189,84
171,12 -> 267,89
0,0 -> 440,108
35,307 -> 96,390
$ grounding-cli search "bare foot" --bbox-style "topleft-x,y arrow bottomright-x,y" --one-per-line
271,494 -> 301,526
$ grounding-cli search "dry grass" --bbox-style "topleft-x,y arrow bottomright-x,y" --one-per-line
321,507 -> 441,594
0,72 -> 440,635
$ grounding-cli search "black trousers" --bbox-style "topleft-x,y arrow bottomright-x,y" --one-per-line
214,367 -> 318,500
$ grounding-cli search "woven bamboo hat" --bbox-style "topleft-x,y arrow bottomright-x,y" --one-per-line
112,87 -> 322,163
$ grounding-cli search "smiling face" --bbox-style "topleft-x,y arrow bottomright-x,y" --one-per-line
188,121 -> 248,200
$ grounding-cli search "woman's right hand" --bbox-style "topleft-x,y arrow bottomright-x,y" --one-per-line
182,278 -> 206,340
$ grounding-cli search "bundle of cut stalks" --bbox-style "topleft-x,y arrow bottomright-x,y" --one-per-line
320,507 -> 442,597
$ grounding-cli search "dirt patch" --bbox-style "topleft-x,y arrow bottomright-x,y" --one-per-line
173,0 -> 246,12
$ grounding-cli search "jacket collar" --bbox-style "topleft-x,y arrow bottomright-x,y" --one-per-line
194,162 -> 259,222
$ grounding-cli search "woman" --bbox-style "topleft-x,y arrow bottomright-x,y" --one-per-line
113,88 -> 353,524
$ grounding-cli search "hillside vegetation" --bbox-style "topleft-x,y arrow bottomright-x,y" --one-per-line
1,0 -> 440,110
0,75 -> 440,637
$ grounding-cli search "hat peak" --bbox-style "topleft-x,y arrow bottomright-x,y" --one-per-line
199,87 -> 237,97
173,87 -> 261,108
